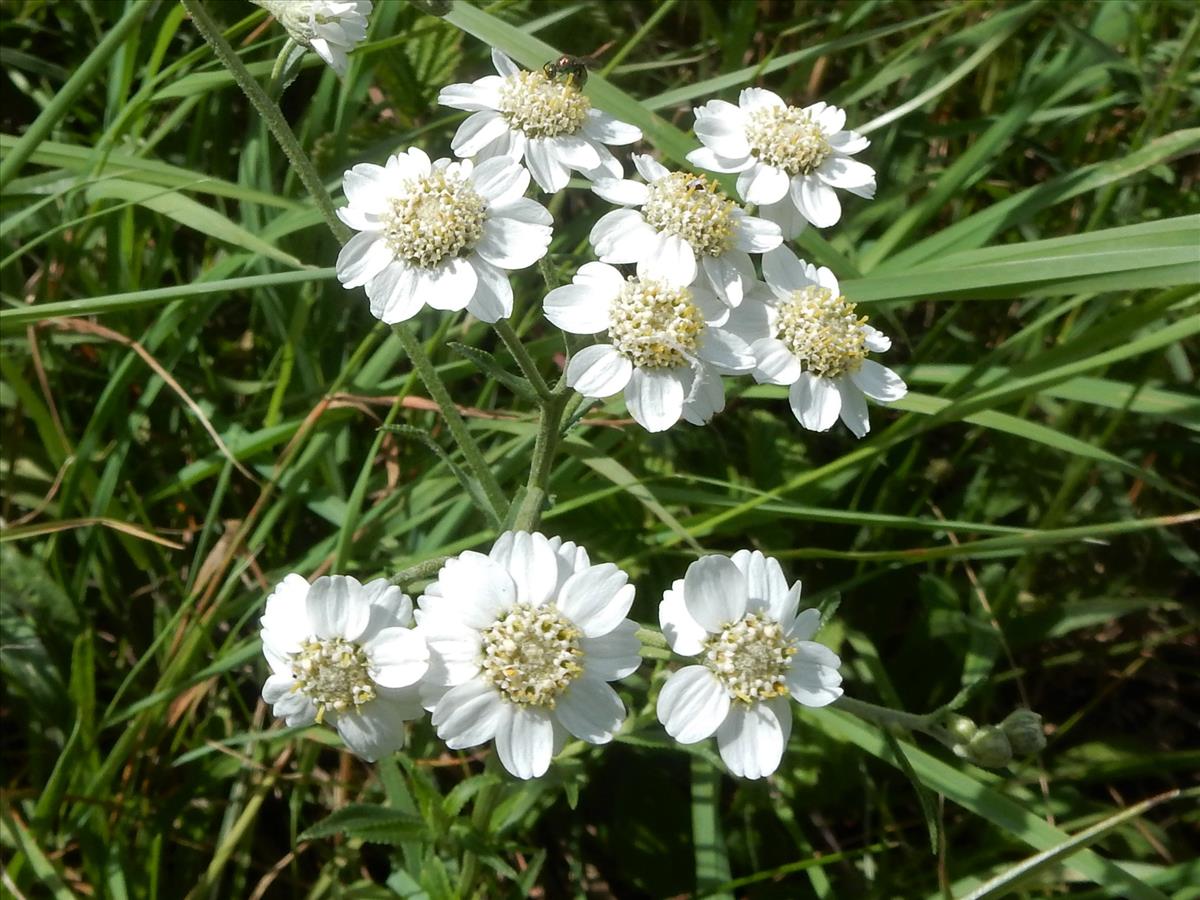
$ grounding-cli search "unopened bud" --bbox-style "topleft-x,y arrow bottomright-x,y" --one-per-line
1001,709 -> 1046,757
945,714 -> 977,743
960,725 -> 1013,768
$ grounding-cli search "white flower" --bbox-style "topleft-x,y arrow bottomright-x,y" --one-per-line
438,50 -> 642,194
416,532 -> 641,780
260,574 -> 429,761
589,155 -> 782,308
335,149 -> 552,323
543,261 -> 769,432
657,551 -> 842,779
253,0 -> 372,76
687,88 -> 875,236
749,246 -> 906,438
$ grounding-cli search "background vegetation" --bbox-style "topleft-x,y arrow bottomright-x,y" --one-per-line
1,0 -> 1198,897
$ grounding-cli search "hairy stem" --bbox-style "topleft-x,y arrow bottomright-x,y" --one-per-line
492,319 -> 552,401
511,393 -> 569,531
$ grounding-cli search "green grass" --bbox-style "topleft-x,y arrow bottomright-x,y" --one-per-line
2,0 -> 1198,897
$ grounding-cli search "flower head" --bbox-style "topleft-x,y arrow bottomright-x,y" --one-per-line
589,155 -> 782,308
687,88 -> 875,236
657,551 -> 842,779
439,50 -> 642,193
336,149 -> 552,323
543,261 -> 770,432
747,246 -> 906,438
260,574 -> 429,761
253,0 -> 371,76
416,532 -> 641,780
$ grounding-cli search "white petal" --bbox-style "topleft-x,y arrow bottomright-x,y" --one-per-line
582,144 -> 624,181
555,676 -> 625,744
816,104 -> 846,135
491,49 -> 520,77
342,163 -> 391,213
366,262 -> 423,324
793,175 -> 842,229
590,177 -> 650,206
757,195 -> 807,240
566,344 -> 632,397
579,619 -> 641,681
850,359 -> 907,402
694,109 -> 751,159
475,215 -> 551,270
683,554 -> 747,631
306,575 -> 369,641
789,373 -> 841,432
737,163 -> 790,205
659,580 -> 706,656
264,674 -> 316,724
550,135 -> 602,171
450,110 -> 509,157
557,563 -> 634,637
697,327 -> 753,374
419,257 -> 478,311
738,87 -> 785,112
624,367 -> 686,433
681,363 -> 725,426
590,208 -> 657,263
829,130 -> 870,155
864,325 -> 892,353
434,552 -> 514,626
419,617 -> 482,685
261,573 -> 313,657
438,76 -> 503,111
524,137 -> 570,193
495,704 -> 555,779
490,530 -> 560,607
760,245 -> 813,296
729,550 -> 790,616
470,156 -> 529,206
814,265 -> 840,295
787,644 -> 843,707
724,293 -> 773,344
632,153 -> 670,182
637,231 -> 697,287
750,337 -> 802,386
716,697 -> 790,779
336,231 -> 392,290
817,156 -> 876,199
490,195 -> 553,226
701,251 -> 752,308
544,287 -> 612,334
361,579 -> 413,632
399,146 -> 432,180
788,607 -> 821,641
837,378 -> 871,438
465,257 -> 514,323
432,679 -> 507,748
656,665 -> 730,744
334,704 -> 409,761
364,627 -> 429,688
733,213 -> 783,254
582,109 -> 642,145
686,146 -> 755,174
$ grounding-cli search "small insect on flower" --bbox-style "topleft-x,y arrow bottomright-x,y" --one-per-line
542,54 -> 591,88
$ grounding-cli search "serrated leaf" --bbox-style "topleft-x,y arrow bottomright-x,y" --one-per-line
298,804 -> 428,844
442,773 -> 501,818
447,341 -> 536,401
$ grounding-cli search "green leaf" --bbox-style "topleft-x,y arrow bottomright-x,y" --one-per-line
297,804 -> 429,844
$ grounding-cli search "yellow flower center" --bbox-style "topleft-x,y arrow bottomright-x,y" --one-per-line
480,603 -> 583,707
607,277 -> 706,370
777,286 -> 868,378
383,169 -> 486,270
703,613 -> 796,704
290,637 -> 376,721
745,105 -> 831,176
641,173 -> 737,257
497,69 -> 591,139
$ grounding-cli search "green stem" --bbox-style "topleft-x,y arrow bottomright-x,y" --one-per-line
834,696 -> 934,733
492,319 -> 552,401
391,555 -> 449,586
511,393 -> 569,531
391,324 -> 509,522
180,0 -> 350,243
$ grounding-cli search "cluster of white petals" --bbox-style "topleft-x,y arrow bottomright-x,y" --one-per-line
748,246 -> 907,437
254,0 -> 372,76
335,149 -> 551,324
440,50 -> 642,193
657,551 -> 842,779
689,88 -> 875,236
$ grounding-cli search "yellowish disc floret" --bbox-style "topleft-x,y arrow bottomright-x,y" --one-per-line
498,69 -> 592,139
481,603 -> 583,707
608,278 -> 706,370
291,637 -> 377,721
641,173 -> 738,257
745,105 -> 831,176
703,613 -> 796,704
777,286 -> 869,378
383,170 -> 487,269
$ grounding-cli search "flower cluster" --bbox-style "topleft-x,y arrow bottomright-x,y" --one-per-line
261,534 -> 840,780
254,0 -> 373,77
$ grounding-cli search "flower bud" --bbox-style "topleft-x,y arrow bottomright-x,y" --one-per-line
1001,709 -> 1046,757
944,713 -> 977,743
960,725 -> 1013,768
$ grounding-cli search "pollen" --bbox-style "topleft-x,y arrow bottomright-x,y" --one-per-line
480,603 -> 584,707
777,286 -> 869,378
290,637 -> 376,720
498,69 -> 592,139
703,613 -> 796,704
641,173 -> 737,257
608,277 -> 706,370
745,105 -> 831,176
382,169 -> 487,269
